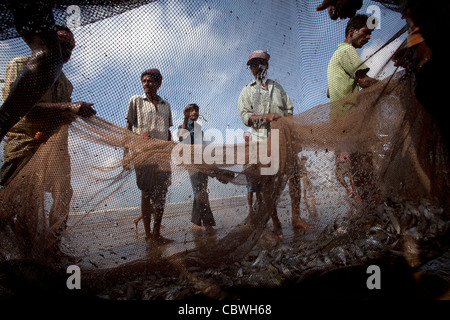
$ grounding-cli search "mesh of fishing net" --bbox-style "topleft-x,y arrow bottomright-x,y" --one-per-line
0,0 -> 449,298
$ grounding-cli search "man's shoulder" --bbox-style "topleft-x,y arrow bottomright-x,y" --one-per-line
242,79 -> 257,88
270,79 -> 282,87
337,42 -> 353,49
335,42 -> 357,56
177,120 -> 201,130
239,80 -> 260,97
159,97 -> 170,106
129,94 -> 146,100
59,71 -> 73,87
158,97 -> 171,115
5,56 -> 31,75
193,121 -> 202,130
128,94 -> 148,106
328,43 -> 356,70
8,55 -> 31,66
127,95 -> 171,109
244,78 -> 278,86
270,79 -> 287,92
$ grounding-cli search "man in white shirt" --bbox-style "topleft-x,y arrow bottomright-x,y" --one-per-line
238,50 -> 310,237
125,68 -> 173,250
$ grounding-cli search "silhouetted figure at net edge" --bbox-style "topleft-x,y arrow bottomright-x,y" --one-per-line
0,25 -> 95,262
0,0 -> 156,143
0,1 -> 67,142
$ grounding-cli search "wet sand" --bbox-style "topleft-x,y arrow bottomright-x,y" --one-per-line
64,184 -> 351,271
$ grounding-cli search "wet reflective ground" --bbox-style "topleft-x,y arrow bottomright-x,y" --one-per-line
65,189 -> 347,270
58,189 -> 450,300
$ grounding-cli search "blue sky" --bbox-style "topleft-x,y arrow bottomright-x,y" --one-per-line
1,0 -> 405,135
0,0 -> 406,206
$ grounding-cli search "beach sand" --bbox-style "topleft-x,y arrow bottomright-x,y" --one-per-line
64,181 -> 352,271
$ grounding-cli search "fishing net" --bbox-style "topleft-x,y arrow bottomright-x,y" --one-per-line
0,0 -> 449,298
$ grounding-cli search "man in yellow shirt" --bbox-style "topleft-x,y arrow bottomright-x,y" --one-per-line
327,14 -> 378,119
327,14 -> 380,212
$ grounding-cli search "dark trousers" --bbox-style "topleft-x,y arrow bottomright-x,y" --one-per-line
188,170 -> 215,227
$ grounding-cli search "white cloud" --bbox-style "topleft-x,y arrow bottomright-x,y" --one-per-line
68,0 -> 242,86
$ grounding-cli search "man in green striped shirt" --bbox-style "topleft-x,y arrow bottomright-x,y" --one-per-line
327,14 -> 381,213
327,14 -> 378,120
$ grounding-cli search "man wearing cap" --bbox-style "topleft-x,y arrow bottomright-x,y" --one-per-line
0,25 -> 96,260
125,68 -> 173,250
238,50 -> 309,237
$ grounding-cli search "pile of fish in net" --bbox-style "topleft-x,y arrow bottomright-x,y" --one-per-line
84,195 -> 449,300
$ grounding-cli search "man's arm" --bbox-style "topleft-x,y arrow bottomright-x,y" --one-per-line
35,101 -> 96,118
317,0 -> 363,20
238,87 -> 254,127
122,121 -> 133,169
3,57 -> 95,119
238,88 -> 282,127
168,104 -> 173,141
125,121 -> 133,132
247,113 -> 282,127
340,47 -> 378,89
282,85 -> 294,115
122,96 -> 138,169
178,105 -> 192,142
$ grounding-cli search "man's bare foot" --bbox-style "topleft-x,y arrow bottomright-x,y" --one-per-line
205,225 -> 216,235
190,222 -> 204,230
152,235 -> 174,245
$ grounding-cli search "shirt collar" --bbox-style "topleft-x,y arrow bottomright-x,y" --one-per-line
249,78 -> 273,88
141,94 -> 165,104
338,42 -> 352,49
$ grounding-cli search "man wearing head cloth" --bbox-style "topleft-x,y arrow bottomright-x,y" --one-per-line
238,50 -> 311,237
0,1 -> 67,143
125,67 -> 174,250
0,25 -> 96,261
